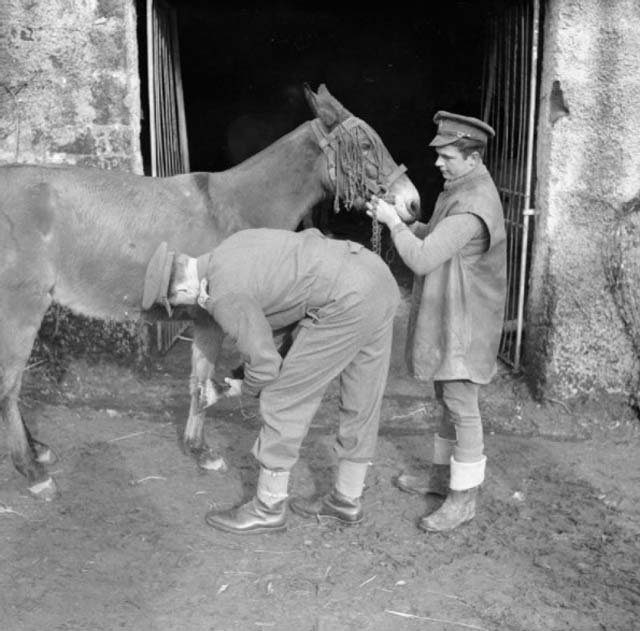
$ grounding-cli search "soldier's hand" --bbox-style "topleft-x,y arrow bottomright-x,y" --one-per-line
223,378 -> 243,398
367,195 -> 401,228
197,278 -> 210,309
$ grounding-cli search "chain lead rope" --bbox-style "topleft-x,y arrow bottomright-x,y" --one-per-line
371,216 -> 382,256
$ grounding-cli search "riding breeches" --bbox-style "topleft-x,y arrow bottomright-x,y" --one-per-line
251,248 -> 400,471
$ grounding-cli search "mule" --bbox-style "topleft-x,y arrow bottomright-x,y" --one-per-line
0,83 -> 420,500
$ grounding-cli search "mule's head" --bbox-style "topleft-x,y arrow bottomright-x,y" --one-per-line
304,83 -> 420,224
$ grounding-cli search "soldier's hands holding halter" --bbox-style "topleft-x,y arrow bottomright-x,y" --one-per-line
366,195 -> 402,228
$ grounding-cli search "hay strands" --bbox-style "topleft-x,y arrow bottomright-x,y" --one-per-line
0,502 -> 26,518
384,609 -> 488,630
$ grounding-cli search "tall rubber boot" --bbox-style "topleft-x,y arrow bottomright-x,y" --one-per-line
419,455 -> 486,533
394,434 -> 455,497
204,468 -> 289,534
290,460 -> 368,524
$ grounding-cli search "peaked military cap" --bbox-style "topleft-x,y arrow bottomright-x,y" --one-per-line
142,241 -> 175,315
429,111 -> 495,147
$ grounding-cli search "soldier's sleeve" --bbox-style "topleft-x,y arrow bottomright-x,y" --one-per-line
390,213 -> 484,275
408,220 -> 430,239
204,293 -> 282,397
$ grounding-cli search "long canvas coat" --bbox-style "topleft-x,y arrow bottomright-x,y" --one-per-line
405,163 -> 506,384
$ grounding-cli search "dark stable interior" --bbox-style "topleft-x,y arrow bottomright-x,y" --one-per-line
138,1 -> 504,244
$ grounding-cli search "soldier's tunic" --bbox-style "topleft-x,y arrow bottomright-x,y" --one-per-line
196,228 -> 400,471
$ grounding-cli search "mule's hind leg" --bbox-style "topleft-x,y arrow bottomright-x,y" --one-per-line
1,375 -> 57,501
1,311 -> 58,500
182,318 -> 227,471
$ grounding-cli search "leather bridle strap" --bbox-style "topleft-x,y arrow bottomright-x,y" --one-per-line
310,117 -> 407,202
362,163 -> 407,200
310,118 -> 338,183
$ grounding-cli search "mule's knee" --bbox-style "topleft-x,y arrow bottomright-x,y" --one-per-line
191,343 -> 215,381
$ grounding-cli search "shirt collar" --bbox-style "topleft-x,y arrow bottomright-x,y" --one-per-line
443,162 -> 488,191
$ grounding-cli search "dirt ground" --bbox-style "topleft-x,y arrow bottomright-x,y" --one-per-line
2,291 -> 639,631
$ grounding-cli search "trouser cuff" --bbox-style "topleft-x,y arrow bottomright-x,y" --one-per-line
449,455 -> 486,491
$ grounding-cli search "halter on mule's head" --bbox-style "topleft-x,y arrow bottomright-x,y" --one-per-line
310,117 -> 408,213
305,84 -> 413,254
310,116 -> 408,254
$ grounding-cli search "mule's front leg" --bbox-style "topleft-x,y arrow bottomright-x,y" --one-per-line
182,321 -> 228,471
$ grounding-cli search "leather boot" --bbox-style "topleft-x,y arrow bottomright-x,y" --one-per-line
419,487 -> 478,532
393,463 -> 450,497
204,496 -> 288,534
419,455 -> 486,533
393,434 -> 455,497
290,489 -> 363,524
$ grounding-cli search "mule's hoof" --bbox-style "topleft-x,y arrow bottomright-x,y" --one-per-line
28,477 -> 58,501
197,452 -> 228,472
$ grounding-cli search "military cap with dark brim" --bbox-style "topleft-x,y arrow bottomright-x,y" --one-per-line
142,241 -> 175,315
429,111 -> 495,147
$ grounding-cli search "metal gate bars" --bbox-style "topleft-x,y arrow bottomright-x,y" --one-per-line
481,0 -> 541,371
146,0 -> 190,352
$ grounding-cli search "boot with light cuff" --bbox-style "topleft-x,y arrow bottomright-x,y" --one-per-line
204,468 -> 289,534
419,455 -> 486,533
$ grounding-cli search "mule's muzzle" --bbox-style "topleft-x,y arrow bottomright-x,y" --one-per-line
405,199 -> 420,225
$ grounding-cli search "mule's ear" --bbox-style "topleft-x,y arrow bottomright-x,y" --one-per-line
303,83 -> 319,117
313,84 -> 353,130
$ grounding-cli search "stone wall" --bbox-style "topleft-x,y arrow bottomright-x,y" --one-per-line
0,0 -> 145,370
0,0 -> 141,172
526,0 -> 640,405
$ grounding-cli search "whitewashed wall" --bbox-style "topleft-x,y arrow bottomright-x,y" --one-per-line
526,0 -> 640,405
